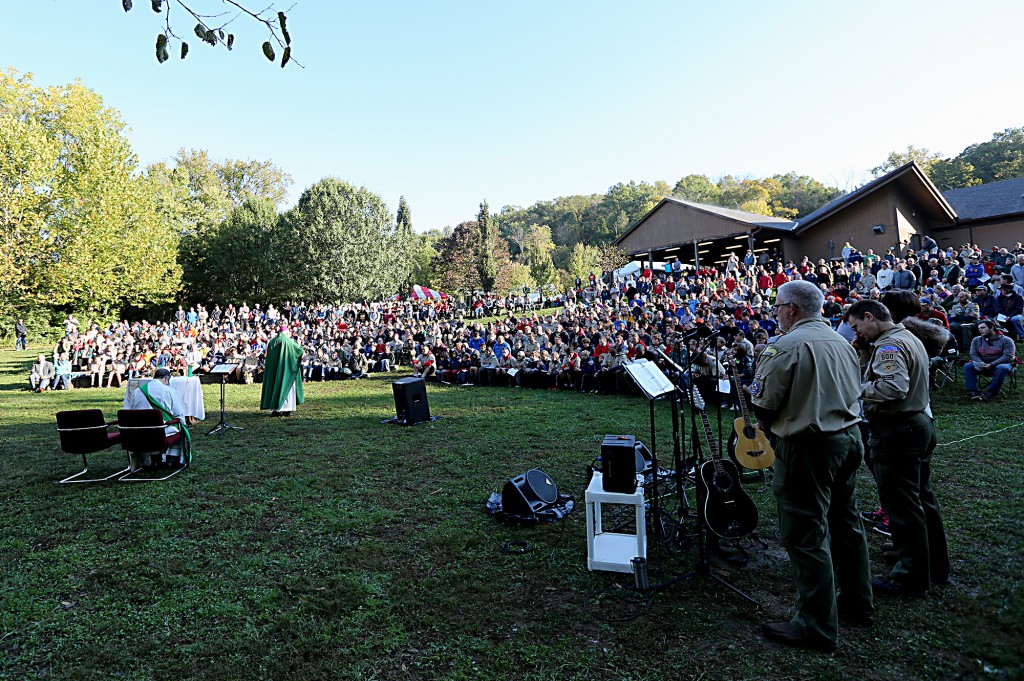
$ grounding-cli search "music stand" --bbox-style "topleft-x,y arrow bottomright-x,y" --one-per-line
624,360 -> 676,542
207,363 -> 243,436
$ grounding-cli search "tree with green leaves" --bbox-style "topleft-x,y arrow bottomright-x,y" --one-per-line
597,244 -> 629,275
396,196 -> 413,235
0,69 -> 180,320
280,179 -> 407,303
765,173 -> 843,219
433,221 -> 484,293
524,225 -> 558,288
870,145 -> 943,177
959,127 -> 1024,184
717,176 -> 772,216
200,198 -> 287,304
477,201 -> 497,292
119,0 -> 298,68
407,230 -> 441,289
673,174 -> 721,204
928,158 -> 981,191
565,243 -> 603,283
146,149 -> 292,301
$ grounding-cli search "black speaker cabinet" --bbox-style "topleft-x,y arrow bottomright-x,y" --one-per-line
392,376 -> 430,424
601,434 -> 638,493
502,469 -> 559,519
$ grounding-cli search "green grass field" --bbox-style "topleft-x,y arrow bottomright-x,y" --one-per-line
1,348 -> 1021,680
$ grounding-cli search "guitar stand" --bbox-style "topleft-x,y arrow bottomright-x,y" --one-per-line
642,444 -> 760,607
639,344 -> 759,608
207,375 -> 244,436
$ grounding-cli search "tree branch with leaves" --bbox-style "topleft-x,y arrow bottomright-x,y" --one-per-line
120,0 -> 300,68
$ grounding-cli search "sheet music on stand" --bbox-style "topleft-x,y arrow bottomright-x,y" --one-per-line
624,359 -> 676,399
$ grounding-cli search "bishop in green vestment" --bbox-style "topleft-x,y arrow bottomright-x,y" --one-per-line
260,326 -> 305,415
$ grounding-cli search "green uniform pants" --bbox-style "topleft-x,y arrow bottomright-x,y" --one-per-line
773,426 -> 873,647
868,412 -> 949,590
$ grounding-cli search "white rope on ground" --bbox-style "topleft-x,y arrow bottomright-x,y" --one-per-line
936,421 -> 1024,447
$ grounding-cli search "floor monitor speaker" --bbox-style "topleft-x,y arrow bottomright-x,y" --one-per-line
502,469 -> 558,519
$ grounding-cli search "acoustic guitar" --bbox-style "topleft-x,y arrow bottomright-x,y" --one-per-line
691,386 -> 759,539
728,368 -> 775,471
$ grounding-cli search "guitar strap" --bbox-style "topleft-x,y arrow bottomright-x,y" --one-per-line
139,382 -> 192,461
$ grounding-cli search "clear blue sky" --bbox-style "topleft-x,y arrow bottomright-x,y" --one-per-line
4,1 -> 1022,231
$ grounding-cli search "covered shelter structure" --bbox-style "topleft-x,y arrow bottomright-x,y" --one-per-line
614,197 -> 797,271
616,162 -> 969,269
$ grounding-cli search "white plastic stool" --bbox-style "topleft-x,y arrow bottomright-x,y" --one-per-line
585,470 -> 646,573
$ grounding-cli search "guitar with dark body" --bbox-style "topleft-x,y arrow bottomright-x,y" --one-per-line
692,386 -> 759,539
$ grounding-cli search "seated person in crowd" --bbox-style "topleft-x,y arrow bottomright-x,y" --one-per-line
30,353 -> 55,391
53,353 -> 74,390
995,282 -> 1024,338
947,291 -> 981,349
105,351 -> 127,388
413,346 -> 436,380
916,297 -> 949,329
975,286 -> 998,320
965,320 -> 1017,401
88,351 -> 108,388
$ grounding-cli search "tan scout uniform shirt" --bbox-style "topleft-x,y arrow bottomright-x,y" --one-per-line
750,317 -> 862,438
860,324 -> 932,417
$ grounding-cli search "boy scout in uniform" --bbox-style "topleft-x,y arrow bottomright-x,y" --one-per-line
846,299 -> 949,598
750,280 -> 873,652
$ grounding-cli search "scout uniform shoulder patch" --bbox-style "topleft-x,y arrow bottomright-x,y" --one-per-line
875,344 -> 900,362
760,346 -> 779,361
749,378 -> 763,397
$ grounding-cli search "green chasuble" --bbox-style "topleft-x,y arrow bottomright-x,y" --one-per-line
260,332 -> 305,410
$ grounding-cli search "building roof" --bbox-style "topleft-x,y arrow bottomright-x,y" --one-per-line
942,176 -> 1024,222
666,197 -> 800,231
794,161 -> 957,232
615,196 -> 797,247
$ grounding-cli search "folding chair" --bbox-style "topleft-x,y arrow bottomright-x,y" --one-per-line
977,360 -> 1019,397
55,409 -> 127,483
116,409 -> 191,482
930,347 -> 961,389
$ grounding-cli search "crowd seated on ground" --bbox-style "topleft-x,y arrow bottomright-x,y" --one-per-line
24,240 -> 1024,402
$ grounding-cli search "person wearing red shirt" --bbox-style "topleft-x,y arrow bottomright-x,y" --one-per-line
916,298 -> 949,329
773,269 -> 789,289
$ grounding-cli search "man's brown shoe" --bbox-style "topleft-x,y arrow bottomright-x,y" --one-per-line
762,622 -> 836,652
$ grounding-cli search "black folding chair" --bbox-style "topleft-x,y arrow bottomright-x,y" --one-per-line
930,347 -> 961,389
55,409 -> 128,483
116,409 -> 190,482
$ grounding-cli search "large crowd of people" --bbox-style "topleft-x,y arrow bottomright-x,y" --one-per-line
18,240 -> 1023,402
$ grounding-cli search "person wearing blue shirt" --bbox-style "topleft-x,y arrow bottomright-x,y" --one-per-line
491,334 -> 511,360
964,255 -> 985,288
53,353 -> 74,389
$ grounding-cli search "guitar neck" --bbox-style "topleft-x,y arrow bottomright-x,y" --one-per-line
729,368 -> 755,429
697,410 -> 725,474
